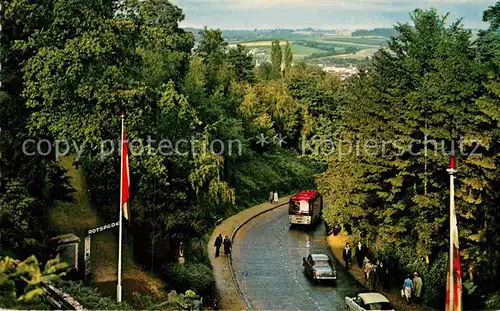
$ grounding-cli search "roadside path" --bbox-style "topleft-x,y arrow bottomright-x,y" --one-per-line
208,196 -> 291,310
327,232 -> 433,311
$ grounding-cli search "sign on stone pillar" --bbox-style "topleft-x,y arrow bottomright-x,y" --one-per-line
52,234 -> 80,272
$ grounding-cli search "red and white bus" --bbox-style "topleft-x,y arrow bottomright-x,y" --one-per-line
288,190 -> 323,225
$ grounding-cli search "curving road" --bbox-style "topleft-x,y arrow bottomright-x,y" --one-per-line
232,206 -> 364,311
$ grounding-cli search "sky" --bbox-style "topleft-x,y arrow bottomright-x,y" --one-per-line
171,0 -> 496,30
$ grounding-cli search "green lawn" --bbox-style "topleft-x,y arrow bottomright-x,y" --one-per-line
237,38 -> 381,62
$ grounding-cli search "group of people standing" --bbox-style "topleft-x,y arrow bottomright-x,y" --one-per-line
214,234 -> 232,257
268,190 -> 279,204
342,241 -> 424,304
342,242 -> 392,291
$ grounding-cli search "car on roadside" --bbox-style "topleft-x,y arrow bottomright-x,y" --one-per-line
302,253 -> 337,283
345,292 -> 395,311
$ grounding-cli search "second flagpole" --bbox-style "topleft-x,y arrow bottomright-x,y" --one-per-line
447,156 -> 456,310
117,113 -> 124,302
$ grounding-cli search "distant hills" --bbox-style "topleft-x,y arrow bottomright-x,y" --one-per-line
183,27 -> 398,43
351,28 -> 399,37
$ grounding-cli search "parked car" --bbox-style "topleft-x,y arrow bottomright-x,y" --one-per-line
302,253 -> 336,283
345,292 -> 395,311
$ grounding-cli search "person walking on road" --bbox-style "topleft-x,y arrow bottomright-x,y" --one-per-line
273,190 -> 279,204
355,242 -> 365,268
342,242 -> 352,270
403,274 -> 414,304
223,235 -> 232,257
269,191 -> 274,204
413,272 -> 423,303
214,234 -> 223,257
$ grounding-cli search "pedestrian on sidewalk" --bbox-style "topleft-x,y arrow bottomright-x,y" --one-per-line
333,224 -> 341,236
342,242 -> 352,270
402,274 -> 414,304
364,258 -> 372,282
214,234 -> 223,257
383,260 -> 391,291
355,242 -> 365,268
273,190 -> 279,204
363,257 -> 370,279
377,260 -> 385,289
370,261 -> 378,290
413,271 -> 423,303
269,191 -> 274,204
223,235 -> 232,257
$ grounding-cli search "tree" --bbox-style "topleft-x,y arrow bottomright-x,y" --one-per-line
0,0 -> 73,259
195,27 -> 227,63
255,62 -> 274,81
283,41 -> 293,74
468,1 -> 500,291
318,8 -> 500,305
226,44 -> 255,83
137,0 -> 195,88
270,40 -> 282,77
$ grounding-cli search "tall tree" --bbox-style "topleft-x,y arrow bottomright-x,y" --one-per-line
318,8 -> 500,304
470,1 -> 500,291
270,40 -> 282,77
283,41 -> 293,74
226,44 -> 255,83
0,0 -> 72,258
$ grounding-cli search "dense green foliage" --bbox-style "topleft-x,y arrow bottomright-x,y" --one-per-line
55,280 -> 132,310
0,0 -> 321,305
317,4 -> 500,308
284,41 -> 293,74
271,40 -> 283,77
0,255 -> 68,308
162,263 -> 215,298
3,0 -> 500,308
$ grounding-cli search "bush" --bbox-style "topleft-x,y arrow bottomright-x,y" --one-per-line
163,263 -> 215,298
55,280 -> 131,310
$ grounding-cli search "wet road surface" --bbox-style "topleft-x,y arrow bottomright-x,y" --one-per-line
232,206 -> 364,311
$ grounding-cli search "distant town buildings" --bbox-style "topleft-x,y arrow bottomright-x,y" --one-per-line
318,64 -> 358,80
245,47 -> 358,79
247,48 -> 269,67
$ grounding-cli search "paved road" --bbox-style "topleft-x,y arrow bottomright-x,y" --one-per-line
232,206 -> 364,311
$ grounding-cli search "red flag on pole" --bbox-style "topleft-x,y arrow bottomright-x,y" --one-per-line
446,156 -> 462,311
121,118 -> 130,221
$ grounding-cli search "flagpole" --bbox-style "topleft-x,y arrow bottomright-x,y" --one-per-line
117,113 -> 124,302
447,156 -> 456,311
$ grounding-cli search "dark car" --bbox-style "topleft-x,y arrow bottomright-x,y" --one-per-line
303,253 -> 337,283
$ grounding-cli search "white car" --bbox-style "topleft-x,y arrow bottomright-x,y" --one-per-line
345,293 -> 395,311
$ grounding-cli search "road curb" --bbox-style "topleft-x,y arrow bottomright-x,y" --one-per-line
326,234 -> 369,292
229,202 -> 289,311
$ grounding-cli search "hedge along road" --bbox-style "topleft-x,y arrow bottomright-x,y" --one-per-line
231,206 -> 364,310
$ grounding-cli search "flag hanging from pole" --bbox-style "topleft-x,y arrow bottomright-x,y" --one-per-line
121,120 -> 131,221
445,213 -> 463,311
446,156 -> 462,311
